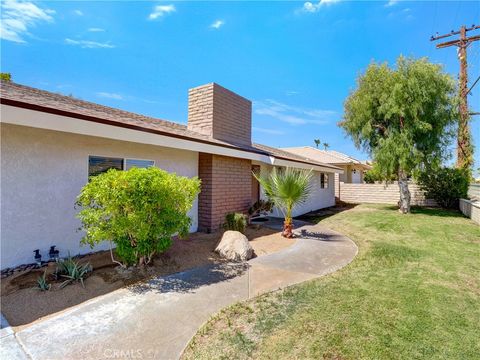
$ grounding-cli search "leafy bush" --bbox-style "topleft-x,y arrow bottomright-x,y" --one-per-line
417,167 -> 469,209
224,213 -> 248,234
57,256 -> 92,288
76,167 -> 201,267
36,270 -> 51,291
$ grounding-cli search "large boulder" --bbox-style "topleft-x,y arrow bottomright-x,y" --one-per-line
215,230 -> 253,262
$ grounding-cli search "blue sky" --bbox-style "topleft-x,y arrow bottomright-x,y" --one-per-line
1,0 -> 479,168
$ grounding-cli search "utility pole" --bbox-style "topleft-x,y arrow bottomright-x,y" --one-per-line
431,24 -> 480,170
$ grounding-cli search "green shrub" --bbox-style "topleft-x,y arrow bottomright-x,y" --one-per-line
224,213 -> 248,234
417,167 -> 469,209
57,256 -> 92,288
76,167 -> 201,267
36,270 -> 50,291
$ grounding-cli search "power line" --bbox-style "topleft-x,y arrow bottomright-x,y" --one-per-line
431,24 -> 480,169
468,74 -> 480,95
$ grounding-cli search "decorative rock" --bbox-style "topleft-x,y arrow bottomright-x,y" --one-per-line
215,230 -> 253,262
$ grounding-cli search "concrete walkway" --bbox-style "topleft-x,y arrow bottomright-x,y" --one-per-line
1,222 -> 357,360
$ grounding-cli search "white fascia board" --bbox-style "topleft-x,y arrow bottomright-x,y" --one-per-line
1,104 -> 271,163
272,158 -> 344,174
1,104 -> 343,172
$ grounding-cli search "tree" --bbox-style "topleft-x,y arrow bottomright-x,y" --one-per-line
323,142 -> 330,150
254,167 -> 312,238
76,167 -> 201,267
341,56 -> 457,213
1,73 -> 12,82
314,139 -> 321,148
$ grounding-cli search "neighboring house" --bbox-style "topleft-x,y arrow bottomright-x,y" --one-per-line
282,147 -> 371,184
282,147 -> 371,200
0,81 -> 342,269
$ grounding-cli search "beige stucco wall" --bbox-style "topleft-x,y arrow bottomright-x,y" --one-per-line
1,124 -> 199,269
338,182 -> 436,206
259,165 -> 335,218
459,199 -> 480,225
338,164 -> 364,184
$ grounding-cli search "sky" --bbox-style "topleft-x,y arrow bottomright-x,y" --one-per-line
1,0 -> 480,169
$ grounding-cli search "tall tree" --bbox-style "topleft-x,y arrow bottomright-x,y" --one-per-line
341,56 -> 457,213
323,142 -> 330,150
314,139 -> 321,148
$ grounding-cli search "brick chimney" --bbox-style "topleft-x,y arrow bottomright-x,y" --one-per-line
187,83 -> 252,146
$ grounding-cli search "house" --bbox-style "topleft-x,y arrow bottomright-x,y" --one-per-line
282,147 -> 371,184
0,81 -> 342,269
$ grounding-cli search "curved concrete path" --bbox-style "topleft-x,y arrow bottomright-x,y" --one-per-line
2,222 -> 357,360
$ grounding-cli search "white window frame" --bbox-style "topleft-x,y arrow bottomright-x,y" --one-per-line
320,173 -> 329,189
87,155 -> 155,177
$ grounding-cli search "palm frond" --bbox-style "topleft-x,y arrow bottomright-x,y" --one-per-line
253,167 -> 313,218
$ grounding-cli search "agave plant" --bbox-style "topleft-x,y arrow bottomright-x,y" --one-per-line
254,167 -> 313,238
56,256 -> 92,288
36,270 -> 51,291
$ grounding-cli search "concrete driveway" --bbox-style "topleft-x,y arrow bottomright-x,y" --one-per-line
1,222 -> 357,360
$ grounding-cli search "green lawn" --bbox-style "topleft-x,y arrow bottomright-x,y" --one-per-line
183,204 -> 480,360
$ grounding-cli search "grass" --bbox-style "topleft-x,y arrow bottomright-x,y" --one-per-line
182,204 -> 480,360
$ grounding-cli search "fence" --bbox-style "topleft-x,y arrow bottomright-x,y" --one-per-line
468,184 -> 480,200
337,182 -> 436,206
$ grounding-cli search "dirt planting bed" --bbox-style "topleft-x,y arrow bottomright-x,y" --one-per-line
1,226 -> 293,327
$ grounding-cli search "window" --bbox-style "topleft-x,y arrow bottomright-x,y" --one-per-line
88,156 -> 123,176
88,156 -> 154,177
125,159 -> 154,170
320,173 -> 329,189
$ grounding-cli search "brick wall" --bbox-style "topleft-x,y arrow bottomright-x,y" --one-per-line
339,182 -> 436,206
187,83 -> 252,146
198,153 -> 252,232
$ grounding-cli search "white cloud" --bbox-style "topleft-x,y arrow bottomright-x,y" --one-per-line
0,0 -> 55,43
210,19 -> 225,29
148,4 -> 175,20
96,92 -> 124,100
302,0 -> 341,13
74,9 -> 83,16
88,27 -> 105,32
65,38 -> 115,49
387,7 -> 414,21
254,100 -> 336,126
286,91 -> 299,96
385,0 -> 398,7
253,127 -> 286,135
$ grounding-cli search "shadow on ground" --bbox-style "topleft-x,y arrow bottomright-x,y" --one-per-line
410,206 -> 464,218
293,229 -> 346,242
128,262 -> 249,295
295,204 -> 358,224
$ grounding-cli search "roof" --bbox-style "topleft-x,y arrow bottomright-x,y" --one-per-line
0,81 -> 341,171
281,146 -> 371,169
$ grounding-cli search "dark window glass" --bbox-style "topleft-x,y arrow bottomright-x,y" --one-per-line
125,159 -> 154,170
88,156 -> 123,177
320,173 -> 329,189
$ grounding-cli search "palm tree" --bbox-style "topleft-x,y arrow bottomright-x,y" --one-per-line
323,142 -> 330,150
314,139 -> 321,148
254,167 -> 312,238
